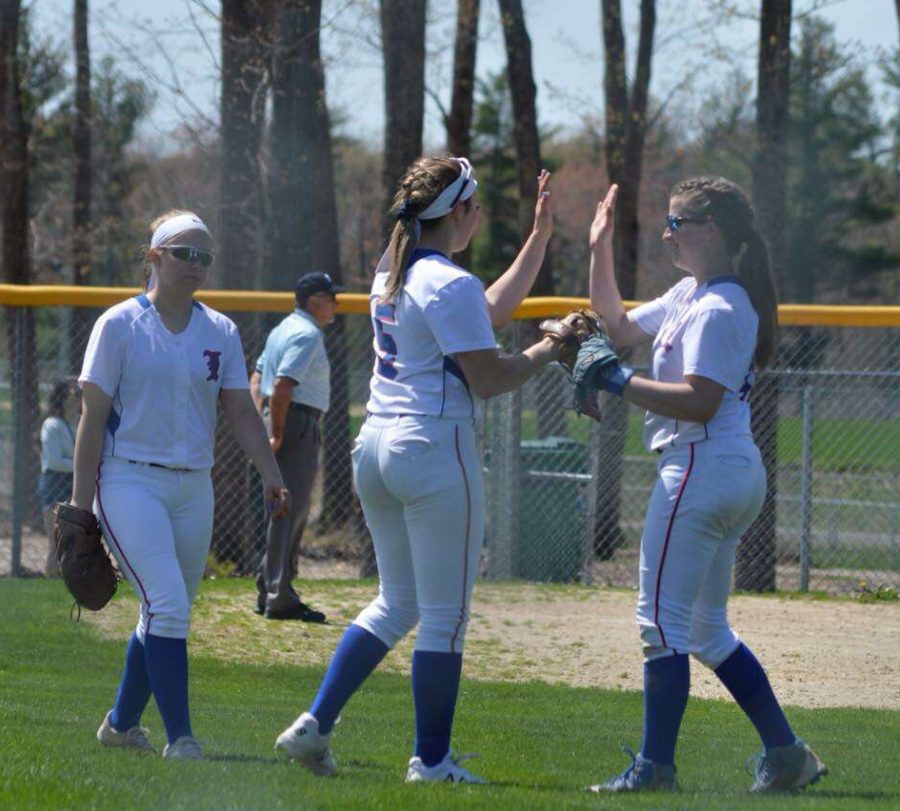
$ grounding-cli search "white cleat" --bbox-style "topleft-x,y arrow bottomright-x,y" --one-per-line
96,711 -> 155,753
406,751 -> 488,784
162,736 -> 203,760
275,712 -> 337,777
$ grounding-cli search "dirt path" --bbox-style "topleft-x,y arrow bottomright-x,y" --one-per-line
84,582 -> 900,710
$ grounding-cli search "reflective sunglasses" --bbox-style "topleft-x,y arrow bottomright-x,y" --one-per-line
165,245 -> 214,268
666,214 -> 708,232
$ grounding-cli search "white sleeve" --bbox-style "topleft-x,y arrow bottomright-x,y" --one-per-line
423,275 -> 497,355
628,279 -> 689,337
682,307 -> 751,392
221,321 -> 250,390
79,313 -> 124,398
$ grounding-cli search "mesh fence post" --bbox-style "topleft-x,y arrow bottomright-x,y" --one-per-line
799,382 -> 814,592
10,306 -> 24,577
486,322 -> 521,579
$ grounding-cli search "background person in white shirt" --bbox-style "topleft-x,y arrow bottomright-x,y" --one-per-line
274,156 -> 562,784
38,377 -> 80,575
585,178 -> 826,794
250,272 -> 341,622
72,209 -> 288,760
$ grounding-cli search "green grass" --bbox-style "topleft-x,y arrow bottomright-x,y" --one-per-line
1,580 -> 898,810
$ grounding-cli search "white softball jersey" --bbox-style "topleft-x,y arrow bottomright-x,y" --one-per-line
80,294 -> 249,470
365,249 -> 497,419
629,276 -> 758,451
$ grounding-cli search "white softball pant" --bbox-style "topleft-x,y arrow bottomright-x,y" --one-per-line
95,457 -> 214,641
352,414 -> 484,654
637,435 -> 766,668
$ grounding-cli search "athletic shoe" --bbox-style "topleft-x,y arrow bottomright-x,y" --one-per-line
406,752 -> 488,784
162,736 -> 203,760
748,739 -> 828,793
588,748 -> 677,792
96,711 -> 155,753
264,602 -> 327,623
275,712 -> 336,776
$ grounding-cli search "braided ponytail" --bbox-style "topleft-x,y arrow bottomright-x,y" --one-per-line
383,157 -> 466,302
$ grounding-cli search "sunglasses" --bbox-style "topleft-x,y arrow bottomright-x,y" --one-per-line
164,245 -> 214,268
666,214 -> 708,232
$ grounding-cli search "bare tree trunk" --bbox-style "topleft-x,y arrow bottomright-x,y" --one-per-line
71,0 -> 91,362
380,0 -> 426,239
737,0 -> 791,592
216,0 -> 273,571
447,0 -> 479,158
1,0 -> 38,574
594,0 -> 656,559
498,0 -> 564,437
447,0 -> 479,270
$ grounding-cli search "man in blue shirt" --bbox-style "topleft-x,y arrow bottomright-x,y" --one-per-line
251,273 -> 342,621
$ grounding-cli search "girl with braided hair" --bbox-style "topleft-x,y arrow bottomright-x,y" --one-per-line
584,177 -> 827,793
275,156 -> 561,783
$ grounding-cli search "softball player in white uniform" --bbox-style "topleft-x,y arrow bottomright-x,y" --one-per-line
72,211 -> 288,760
585,178 -> 827,793
275,157 -> 560,783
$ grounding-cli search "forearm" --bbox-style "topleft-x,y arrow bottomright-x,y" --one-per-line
249,371 -> 263,413
485,231 -> 551,328
589,244 -> 631,343
474,338 -> 559,399
623,376 -> 718,423
227,402 -> 283,483
71,418 -> 105,509
268,387 -> 291,444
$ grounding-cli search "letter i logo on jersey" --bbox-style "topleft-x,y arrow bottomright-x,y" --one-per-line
203,350 -> 221,381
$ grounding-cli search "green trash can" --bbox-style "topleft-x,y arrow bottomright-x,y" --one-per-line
514,437 -> 589,582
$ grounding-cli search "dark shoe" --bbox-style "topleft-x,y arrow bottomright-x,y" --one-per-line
254,592 -> 265,615
264,602 -> 327,623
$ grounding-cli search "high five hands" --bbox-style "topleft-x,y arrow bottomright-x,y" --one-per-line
589,183 -> 618,251
532,169 -> 554,240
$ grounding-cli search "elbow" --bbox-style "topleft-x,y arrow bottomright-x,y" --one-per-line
469,380 -> 499,400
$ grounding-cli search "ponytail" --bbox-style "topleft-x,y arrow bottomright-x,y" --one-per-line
737,230 -> 778,369
381,156 -> 468,302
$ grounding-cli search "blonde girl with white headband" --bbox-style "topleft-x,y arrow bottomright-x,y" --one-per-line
72,209 -> 289,760
275,156 -> 562,783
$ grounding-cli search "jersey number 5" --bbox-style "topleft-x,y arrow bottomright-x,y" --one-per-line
374,303 -> 398,380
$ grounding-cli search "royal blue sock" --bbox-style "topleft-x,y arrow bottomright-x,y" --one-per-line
144,634 -> 191,744
412,650 -> 463,767
714,643 -> 794,749
641,653 -> 690,766
310,624 -> 390,735
110,632 -> 152,731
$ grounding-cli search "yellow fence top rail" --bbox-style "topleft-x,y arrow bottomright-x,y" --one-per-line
0,285 -> 898,328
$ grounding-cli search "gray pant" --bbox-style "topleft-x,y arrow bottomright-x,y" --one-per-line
258,407 -> 321,612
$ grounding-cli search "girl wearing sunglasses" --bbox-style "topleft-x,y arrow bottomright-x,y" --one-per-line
584,178 -> 826,793
72,210 -> 288,760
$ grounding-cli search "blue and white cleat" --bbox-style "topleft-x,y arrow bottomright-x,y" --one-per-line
588,747 -> 678,793
406,751 -> 487,784
748,739 -> 828,793
275,712 -> 337,776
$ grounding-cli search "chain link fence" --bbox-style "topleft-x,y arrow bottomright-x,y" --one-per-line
2,291 -> 898,595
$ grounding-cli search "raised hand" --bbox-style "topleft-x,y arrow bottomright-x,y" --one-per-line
589,184 -> 618,251
532,169 -> 553,240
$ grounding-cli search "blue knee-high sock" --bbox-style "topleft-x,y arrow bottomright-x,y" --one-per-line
310,624 -> 390,735
412,650 -> 463,767
714,643 -> 794,749
641,653 -> 690,766
110,632 -> 152,731
144,634 -> 191,744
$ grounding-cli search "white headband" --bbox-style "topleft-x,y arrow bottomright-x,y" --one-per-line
150,213 -> 210,248
417,158 -> 478,220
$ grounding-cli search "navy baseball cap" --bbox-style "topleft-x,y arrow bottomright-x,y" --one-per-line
295,272 -> 344,301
